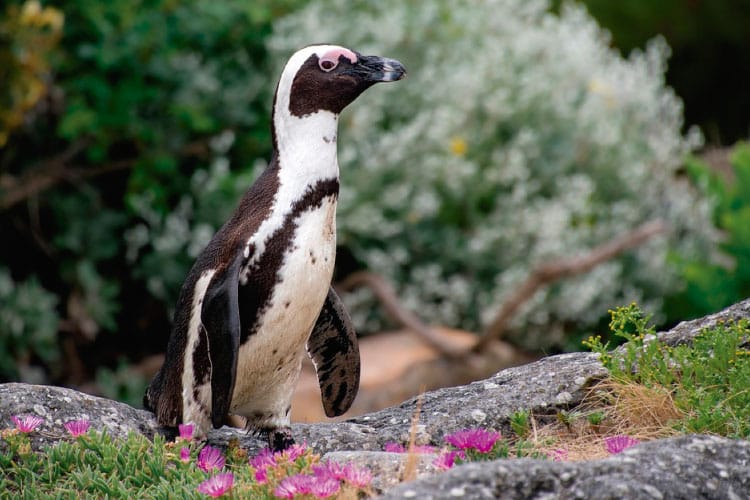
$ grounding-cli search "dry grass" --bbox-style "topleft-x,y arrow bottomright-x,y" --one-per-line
401,391 -> 425,482
526,379 -> 684,461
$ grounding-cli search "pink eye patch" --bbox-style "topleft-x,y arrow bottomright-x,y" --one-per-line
319,47 -> 358,67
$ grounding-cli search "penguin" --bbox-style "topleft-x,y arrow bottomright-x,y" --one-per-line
144,45 -> 406,451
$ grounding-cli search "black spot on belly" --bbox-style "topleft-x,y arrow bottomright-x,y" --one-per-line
238,177 -> 339,343
284,301 -> 291,309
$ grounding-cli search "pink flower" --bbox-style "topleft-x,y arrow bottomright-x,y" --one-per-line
197,445 -> 225,472
550,449 -> 569,461
11,415 -> 43,433
341,463 -> 372,488
444,429 -> 502,453
178,423 -> 194,441
64,419 -> 90,437
313,461 -> 346,481
277,441 -> 308,462
274,474 -> 314,498
432,450 -> 465,470
384,441 -> 406,452
309,477 -> 340,498
197,472 -> 234,497
180,447 -> 191,463
254,466 -> 268,484
604,435 -> 640,454
250,448 -> 277,469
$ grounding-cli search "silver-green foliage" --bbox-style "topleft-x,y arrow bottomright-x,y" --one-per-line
0,268 -> 59,381
268,0 -> 712,345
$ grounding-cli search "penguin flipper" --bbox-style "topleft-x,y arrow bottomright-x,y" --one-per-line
307,287 -> 360,417
201,251 -> 243,429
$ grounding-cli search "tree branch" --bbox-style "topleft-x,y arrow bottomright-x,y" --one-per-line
472,219 -> 667,353
0,138 -> 91,211
337,271 -> 465,358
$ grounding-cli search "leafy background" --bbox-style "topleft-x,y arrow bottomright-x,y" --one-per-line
1,0 -> 749,407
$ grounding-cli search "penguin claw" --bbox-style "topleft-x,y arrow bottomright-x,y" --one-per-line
266,427 -> 295,452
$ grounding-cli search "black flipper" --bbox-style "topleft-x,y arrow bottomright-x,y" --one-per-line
201,250 -> 244,429
306,287 -> 360,417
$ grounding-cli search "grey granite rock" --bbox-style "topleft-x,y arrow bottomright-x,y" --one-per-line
0,383 -> 159,450
381,435 -> 750,500
656,298 -> 750,348
323,451 -> 442,492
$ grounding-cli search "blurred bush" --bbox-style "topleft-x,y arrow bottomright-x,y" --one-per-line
0,267 -> 59,382
0,1 -> 63,146
667,143 -> 750,319
554,0 -> 750,145
0,0 -> 302,388
269,0 -> 713,349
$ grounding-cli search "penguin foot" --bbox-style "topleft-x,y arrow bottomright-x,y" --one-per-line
155,425 -> 179,442
266,427 -> 295,452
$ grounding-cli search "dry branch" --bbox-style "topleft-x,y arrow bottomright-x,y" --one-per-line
473,219 -> 666,352
337,271 -> 465,357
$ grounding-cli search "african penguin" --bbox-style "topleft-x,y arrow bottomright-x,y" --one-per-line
144,45 -> 406,450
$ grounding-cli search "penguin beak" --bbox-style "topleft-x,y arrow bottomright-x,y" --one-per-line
348,54 -> 406,83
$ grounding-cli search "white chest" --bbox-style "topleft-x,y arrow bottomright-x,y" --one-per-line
230,197 -> 337,419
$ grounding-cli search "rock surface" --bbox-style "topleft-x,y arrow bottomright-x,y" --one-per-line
1,298 -> 749,498
381,435 -> 750,500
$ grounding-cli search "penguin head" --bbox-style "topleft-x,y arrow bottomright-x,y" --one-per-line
275,44 -> 406,118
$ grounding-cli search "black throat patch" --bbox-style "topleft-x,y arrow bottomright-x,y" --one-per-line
238,177 -> 340,343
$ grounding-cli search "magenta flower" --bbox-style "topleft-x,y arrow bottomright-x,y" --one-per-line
432,450 -> 465,470
11,415 -> 43,433
313,461 -> 346,481
180,447 -> 191,463
277,441 -> 308,462
197,445 -> 226,472
604,435 -> 640,454
64,419 -> 90,437
341,463 -> 373,488
274,474 -> 314,498
250,447 -> 277,469
178,423 -> 194,441
254,466 -> 268,484
310,477 -> 341,498
444,428 -> 502,453
549,448 -> 569,461
197,472 -> 234,497
384,441 -> 406,453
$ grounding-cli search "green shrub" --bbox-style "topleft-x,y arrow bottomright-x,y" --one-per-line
269,0 -> 711,348
585,304 -> 750,438
667,143 -> 750,319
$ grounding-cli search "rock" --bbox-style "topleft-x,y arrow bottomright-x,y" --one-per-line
381,435 -> 750,500
1,298 -> 750,496
656,298 -> 750,348
0,383 -> 160,450
322,451 -> 442,492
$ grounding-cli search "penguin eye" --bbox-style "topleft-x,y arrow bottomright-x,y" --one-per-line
319,57 -> 338,72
